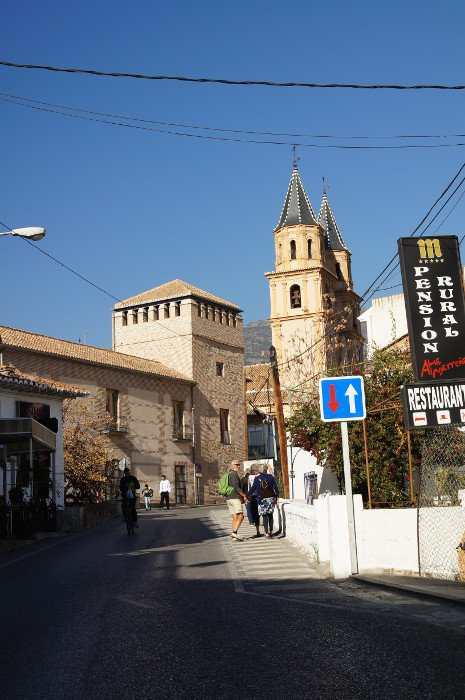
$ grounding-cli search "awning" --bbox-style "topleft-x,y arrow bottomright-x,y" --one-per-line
0,418 -> 57,451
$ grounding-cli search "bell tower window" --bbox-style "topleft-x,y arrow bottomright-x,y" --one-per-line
290,284 -> 301,309
307,239 -> 312,259
335,262 -> 342,280
290,240 -> 296,260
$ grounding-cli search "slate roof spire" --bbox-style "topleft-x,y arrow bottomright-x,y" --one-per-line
318,190 -> 347,250
275,163 -> 318,230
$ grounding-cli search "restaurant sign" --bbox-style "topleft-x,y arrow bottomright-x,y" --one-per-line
401,378 -> 465,430
398,235 -> 465,382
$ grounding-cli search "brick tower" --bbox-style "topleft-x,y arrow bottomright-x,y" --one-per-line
113,280 -> 244,503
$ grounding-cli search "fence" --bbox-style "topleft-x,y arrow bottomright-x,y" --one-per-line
0,500 -> 58,540
417,426 -> 465,580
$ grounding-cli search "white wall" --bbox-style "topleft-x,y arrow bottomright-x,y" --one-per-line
288,446 -> 339,500
0,389 -> 65,507
278,493 -> 465,580
358,293 -> 408,358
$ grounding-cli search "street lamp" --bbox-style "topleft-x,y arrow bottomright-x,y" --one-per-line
0,227 -> 46,241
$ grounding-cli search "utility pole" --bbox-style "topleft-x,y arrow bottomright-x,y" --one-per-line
269,345 -> 290,499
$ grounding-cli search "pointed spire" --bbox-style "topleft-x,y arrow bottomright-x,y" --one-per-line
318,191 -> 347,250
275,164 -> 317,231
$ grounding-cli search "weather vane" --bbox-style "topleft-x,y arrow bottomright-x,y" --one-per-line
292,144 -> 300,169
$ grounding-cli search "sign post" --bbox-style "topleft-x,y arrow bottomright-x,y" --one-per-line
319,376 -> 366,575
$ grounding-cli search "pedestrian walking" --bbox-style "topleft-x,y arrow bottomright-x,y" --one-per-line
241,466 -> 261,538
119,467 -> 140,527
142,484 -> 153,511
247,464 -> 279,538
226,460 -> 247,541
159,475 -> 171,510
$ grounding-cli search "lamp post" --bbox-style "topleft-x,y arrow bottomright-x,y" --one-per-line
0,227 -> 46,241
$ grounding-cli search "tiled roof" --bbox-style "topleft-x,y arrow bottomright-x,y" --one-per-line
275,165 -> 318,230
244,363 -> 275,414
0,326 -> 192,382
318,191 -> 347,251
0,364 -> 88,397
115,279 -> 241,311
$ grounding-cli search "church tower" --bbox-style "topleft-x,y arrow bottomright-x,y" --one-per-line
265,163 -> 363,390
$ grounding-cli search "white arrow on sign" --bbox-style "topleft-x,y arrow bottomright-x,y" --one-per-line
345,384 -> 358,414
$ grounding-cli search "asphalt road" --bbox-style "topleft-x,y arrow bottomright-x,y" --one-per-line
1,506 -> 464,700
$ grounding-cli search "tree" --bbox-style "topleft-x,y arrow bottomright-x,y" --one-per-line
63,401 -> 111,504
287,347 -> 424,504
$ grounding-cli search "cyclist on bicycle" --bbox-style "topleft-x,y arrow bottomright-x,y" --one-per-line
119,467 -> 140,528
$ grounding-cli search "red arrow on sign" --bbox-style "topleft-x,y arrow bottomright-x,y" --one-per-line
327,383 -> 340,413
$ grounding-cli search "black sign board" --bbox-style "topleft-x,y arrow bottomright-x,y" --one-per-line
401,379 -> 465,430
398,235 -> 465,382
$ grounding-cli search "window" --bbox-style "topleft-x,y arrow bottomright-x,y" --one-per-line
153,305 -> 159,321
218,308 -> 223,324
132,310 -> 138,324
220,409 -> 230,444
172,400 -> 185,439
106,389 -> 119,425
290,284 -> 301,308
216,362 -> 224,376
122,311 -> 128,327
175,302 -> 181,317
143,307 -> 149,322
307,239 -> 312,259
197,302 -> 202,317
232,314 -> 237,328
277,243 -> 282,264
335,262 -> 342,280
290,239 -> 296,260
164,303 -> 170,319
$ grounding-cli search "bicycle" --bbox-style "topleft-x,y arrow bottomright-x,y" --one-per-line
122,500 -> 136,535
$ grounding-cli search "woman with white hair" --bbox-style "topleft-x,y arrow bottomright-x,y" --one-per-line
246,464 -> 279,538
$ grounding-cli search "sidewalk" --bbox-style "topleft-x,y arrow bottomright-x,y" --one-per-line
352,573 -> 465,606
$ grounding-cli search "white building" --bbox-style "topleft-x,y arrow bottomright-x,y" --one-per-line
358,293 -> 408,358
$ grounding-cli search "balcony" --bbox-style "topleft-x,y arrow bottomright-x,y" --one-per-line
172,425 -> 193,442
102,418 -> 128,436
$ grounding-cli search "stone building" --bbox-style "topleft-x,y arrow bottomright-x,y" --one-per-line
112,279 -> 244,503
0,279 -> 244,504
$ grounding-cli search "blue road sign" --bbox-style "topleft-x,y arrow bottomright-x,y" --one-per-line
319,376 -> 366,422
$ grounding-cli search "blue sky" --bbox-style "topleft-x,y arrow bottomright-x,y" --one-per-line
2,0 -> 465,348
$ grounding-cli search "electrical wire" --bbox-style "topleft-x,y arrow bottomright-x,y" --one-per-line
361,161 -> 465,304
2,59 -> 465,90
4,95 -> 465,150
3,90 -> 465,141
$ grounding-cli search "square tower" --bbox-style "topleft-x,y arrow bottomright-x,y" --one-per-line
113,279 -> 244,502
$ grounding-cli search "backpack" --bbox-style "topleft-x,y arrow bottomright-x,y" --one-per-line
218,472 -> 234,497
259,477 -> 275,499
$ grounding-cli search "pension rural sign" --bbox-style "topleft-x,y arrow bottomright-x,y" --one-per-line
398,236 -> 465,383
401,379 -> 465,430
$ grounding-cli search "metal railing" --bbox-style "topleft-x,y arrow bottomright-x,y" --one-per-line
172,425 -> 193,441
0,499 -> 58,540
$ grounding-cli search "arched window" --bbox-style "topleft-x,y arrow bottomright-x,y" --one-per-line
164,303 -> 170,319
143,307 -> 149,322
290,240 -> 296,260
132,309 -> 138,324
307,239 -> 312,259
175,302 -> 181,317
335,262 -> 342,280
122,311 -> 128,327
290,284 -> 301,309
153,305 -> 159,321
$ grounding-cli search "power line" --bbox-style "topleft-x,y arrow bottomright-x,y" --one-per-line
361,161 -> 465,303
2,60 -> 465,90
5,95 -> 465,151
3,90 -> 465,141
